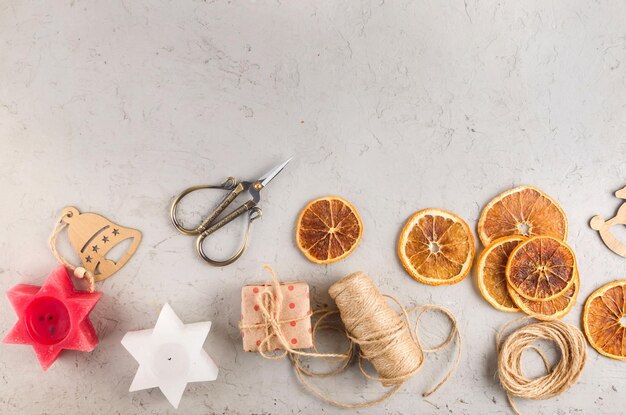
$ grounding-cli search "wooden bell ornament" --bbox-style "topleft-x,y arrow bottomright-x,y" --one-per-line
590,186 -> 626,258
60,206 -> 142,281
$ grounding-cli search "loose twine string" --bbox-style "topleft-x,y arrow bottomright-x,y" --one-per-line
240,266 -> 462,408
49,211 -> 96,292
496,317 -> 587,415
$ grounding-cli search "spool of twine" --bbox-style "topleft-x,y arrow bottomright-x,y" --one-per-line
496,318 -> 587,415
328,271 -> 424,387
242,267 -> 461,408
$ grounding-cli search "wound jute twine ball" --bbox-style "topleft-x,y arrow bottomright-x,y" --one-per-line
241,266 -> 461,408
496,318 -> 587,415
49,210 -> 96,292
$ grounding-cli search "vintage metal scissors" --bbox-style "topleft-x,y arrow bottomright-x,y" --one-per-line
170,158 -> 292,266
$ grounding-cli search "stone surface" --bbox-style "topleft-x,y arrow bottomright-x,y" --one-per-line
1,1 -> 626,414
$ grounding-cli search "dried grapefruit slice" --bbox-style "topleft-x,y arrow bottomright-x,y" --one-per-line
508,273 -> 579,320
478,186 -> 567,246
506,236 -> 576,301
296,196 -> 363,264
398,208 -> 475,286
476,235 -> 525,312
583,280 -> 626,360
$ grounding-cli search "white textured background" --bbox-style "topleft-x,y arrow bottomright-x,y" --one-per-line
1,1 -> 626,414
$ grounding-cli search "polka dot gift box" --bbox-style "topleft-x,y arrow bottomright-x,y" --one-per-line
240,280 -> 313,352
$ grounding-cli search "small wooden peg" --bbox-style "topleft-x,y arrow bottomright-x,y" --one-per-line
590,186 -> 626,257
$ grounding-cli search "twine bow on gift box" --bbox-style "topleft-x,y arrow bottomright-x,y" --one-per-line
239,265 -> 347,360
240,265 -> 462,409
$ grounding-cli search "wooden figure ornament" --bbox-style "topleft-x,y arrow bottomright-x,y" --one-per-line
51,206 -> 142,282
590,186 -> 626,257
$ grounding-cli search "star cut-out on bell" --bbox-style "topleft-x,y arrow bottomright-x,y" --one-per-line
121,304 -> 219,408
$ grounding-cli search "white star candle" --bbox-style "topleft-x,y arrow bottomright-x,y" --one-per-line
121,303 -> 218,408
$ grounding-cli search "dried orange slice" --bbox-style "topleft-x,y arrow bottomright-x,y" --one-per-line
583,280 -> 626,360
296,196 -> 363,264
506,236 -> 577,301
508,273 -> 579,320
476,235 -> 525,312
398,208 -> 475,286
478,186 -> 567,246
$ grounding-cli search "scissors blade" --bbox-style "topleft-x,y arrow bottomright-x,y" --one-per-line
258,157 -> 293,188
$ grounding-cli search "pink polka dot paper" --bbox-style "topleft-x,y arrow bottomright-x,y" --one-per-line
241,281 -> 313,352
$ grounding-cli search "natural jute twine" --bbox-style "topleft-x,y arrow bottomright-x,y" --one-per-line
496,318 -> 587,415
49,211 -> 95,292
241,266 -> 461,408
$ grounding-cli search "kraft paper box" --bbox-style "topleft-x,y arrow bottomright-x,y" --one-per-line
241,281 -> 313,352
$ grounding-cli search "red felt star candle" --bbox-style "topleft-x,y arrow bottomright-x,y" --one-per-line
3,266 -> 102,370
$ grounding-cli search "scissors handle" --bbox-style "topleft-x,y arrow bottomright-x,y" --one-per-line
196,201 -> 263,266
170,177 -> 243,235
197,181 -> 245,233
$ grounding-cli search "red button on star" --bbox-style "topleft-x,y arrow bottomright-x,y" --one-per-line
3,266 -> 102,370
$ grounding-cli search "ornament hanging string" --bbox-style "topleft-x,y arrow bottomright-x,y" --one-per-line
240,266 -> 462,408
49,211 -> 95,292
496,317 -> 587,415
